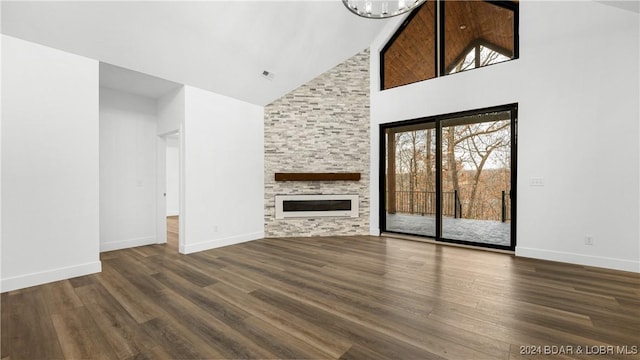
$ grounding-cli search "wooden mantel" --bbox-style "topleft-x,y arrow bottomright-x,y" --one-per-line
275,172 -> 361,181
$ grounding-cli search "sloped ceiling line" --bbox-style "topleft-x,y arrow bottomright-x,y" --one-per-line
1,1 -> 392,106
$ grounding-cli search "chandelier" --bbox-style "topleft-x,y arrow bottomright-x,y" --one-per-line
342,0 -> 427,19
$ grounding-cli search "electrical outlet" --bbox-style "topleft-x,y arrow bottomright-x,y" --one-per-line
530,177 -> 545,187
213,225 -> 219,232
585,235 -> 594,245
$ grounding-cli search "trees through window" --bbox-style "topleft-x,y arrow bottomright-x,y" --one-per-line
382,104 -> 517,249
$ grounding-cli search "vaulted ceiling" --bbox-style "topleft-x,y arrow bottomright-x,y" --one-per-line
1,1 -> 392,105
3,1 -> 637,105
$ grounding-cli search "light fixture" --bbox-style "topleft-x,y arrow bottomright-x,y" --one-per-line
342,0 -> 426,19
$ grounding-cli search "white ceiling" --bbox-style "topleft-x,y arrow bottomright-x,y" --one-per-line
1,1 -> 393,105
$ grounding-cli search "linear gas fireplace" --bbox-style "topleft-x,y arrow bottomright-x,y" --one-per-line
275,194 -> 359,219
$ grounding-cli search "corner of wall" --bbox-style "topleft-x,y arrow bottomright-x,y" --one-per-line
181,231 -> 265,254
0,31 -> 4,291
516,246 -> 640,273
181,85 -> 264,252
157,85 -> 186,136
1,261 -> 102,293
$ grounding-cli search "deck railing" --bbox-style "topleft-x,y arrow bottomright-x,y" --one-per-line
389,190 -> 510,221
388,191 -> 462,218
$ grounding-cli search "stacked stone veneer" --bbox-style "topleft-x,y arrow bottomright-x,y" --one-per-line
264,49 -> 370,237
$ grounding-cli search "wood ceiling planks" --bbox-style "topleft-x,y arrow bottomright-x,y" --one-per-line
382,1 -> 436,89
443,1 -> 514,70
382,0 -> 516,90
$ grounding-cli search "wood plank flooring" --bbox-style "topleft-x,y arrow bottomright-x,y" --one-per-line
2,217 -> 639,359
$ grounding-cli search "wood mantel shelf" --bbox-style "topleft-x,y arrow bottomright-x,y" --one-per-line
275,172 -> 361,181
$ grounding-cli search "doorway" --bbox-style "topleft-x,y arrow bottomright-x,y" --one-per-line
157,131 -> 182,252
165,132 -> 180,251
381,104 -> 517,250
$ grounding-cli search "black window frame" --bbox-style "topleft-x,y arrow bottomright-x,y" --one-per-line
380,0 -> 519,91
379,103 -> 518,251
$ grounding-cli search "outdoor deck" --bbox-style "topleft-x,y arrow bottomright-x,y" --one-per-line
386,213 -> 510,247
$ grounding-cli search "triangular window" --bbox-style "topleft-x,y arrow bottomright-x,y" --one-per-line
381,1 -> 518,90
449,43 -> 512,74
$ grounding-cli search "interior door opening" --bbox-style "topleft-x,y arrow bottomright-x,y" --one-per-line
165,132 -> 180,252
157,130 -> 182,253
381,104 -> 517,250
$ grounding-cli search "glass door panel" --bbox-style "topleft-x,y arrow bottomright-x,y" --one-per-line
385,124 -> 437,238
381,104 -> 516,250
440,111 -> 512,246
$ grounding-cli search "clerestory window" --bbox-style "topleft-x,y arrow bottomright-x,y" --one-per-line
381,0 -> 518,90
448,42 -> 512,74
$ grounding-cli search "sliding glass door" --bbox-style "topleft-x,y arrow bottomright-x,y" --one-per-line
440,111 -> 513,247
381,104 -> 516,250
385,124 -> 437,237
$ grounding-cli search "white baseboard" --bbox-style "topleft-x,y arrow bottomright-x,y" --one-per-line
100,236 -> 156,252
182,231 -> 264,254
166,211 -> 179,217
1,261 -> 102,293
516,246 -> 640,273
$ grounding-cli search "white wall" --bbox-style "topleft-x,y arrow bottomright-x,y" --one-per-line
99,87 -> 159,252
1,35 -> 101,292
166,135 -> 180,216
0,11 -> 4,285
182,85 -> 264,253
370,2 -> 640,272
157,86 -> 185,136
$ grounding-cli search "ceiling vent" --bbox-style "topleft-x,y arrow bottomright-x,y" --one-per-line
261,70 -> 275,80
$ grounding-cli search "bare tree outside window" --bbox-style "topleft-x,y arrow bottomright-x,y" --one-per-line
388,115 -> 511,222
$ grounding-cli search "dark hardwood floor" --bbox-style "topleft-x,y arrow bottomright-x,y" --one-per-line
166,215 -> 179,252
2,217 -> 639,359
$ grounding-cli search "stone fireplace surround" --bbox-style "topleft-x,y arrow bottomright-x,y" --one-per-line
264,49 -> 370,237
